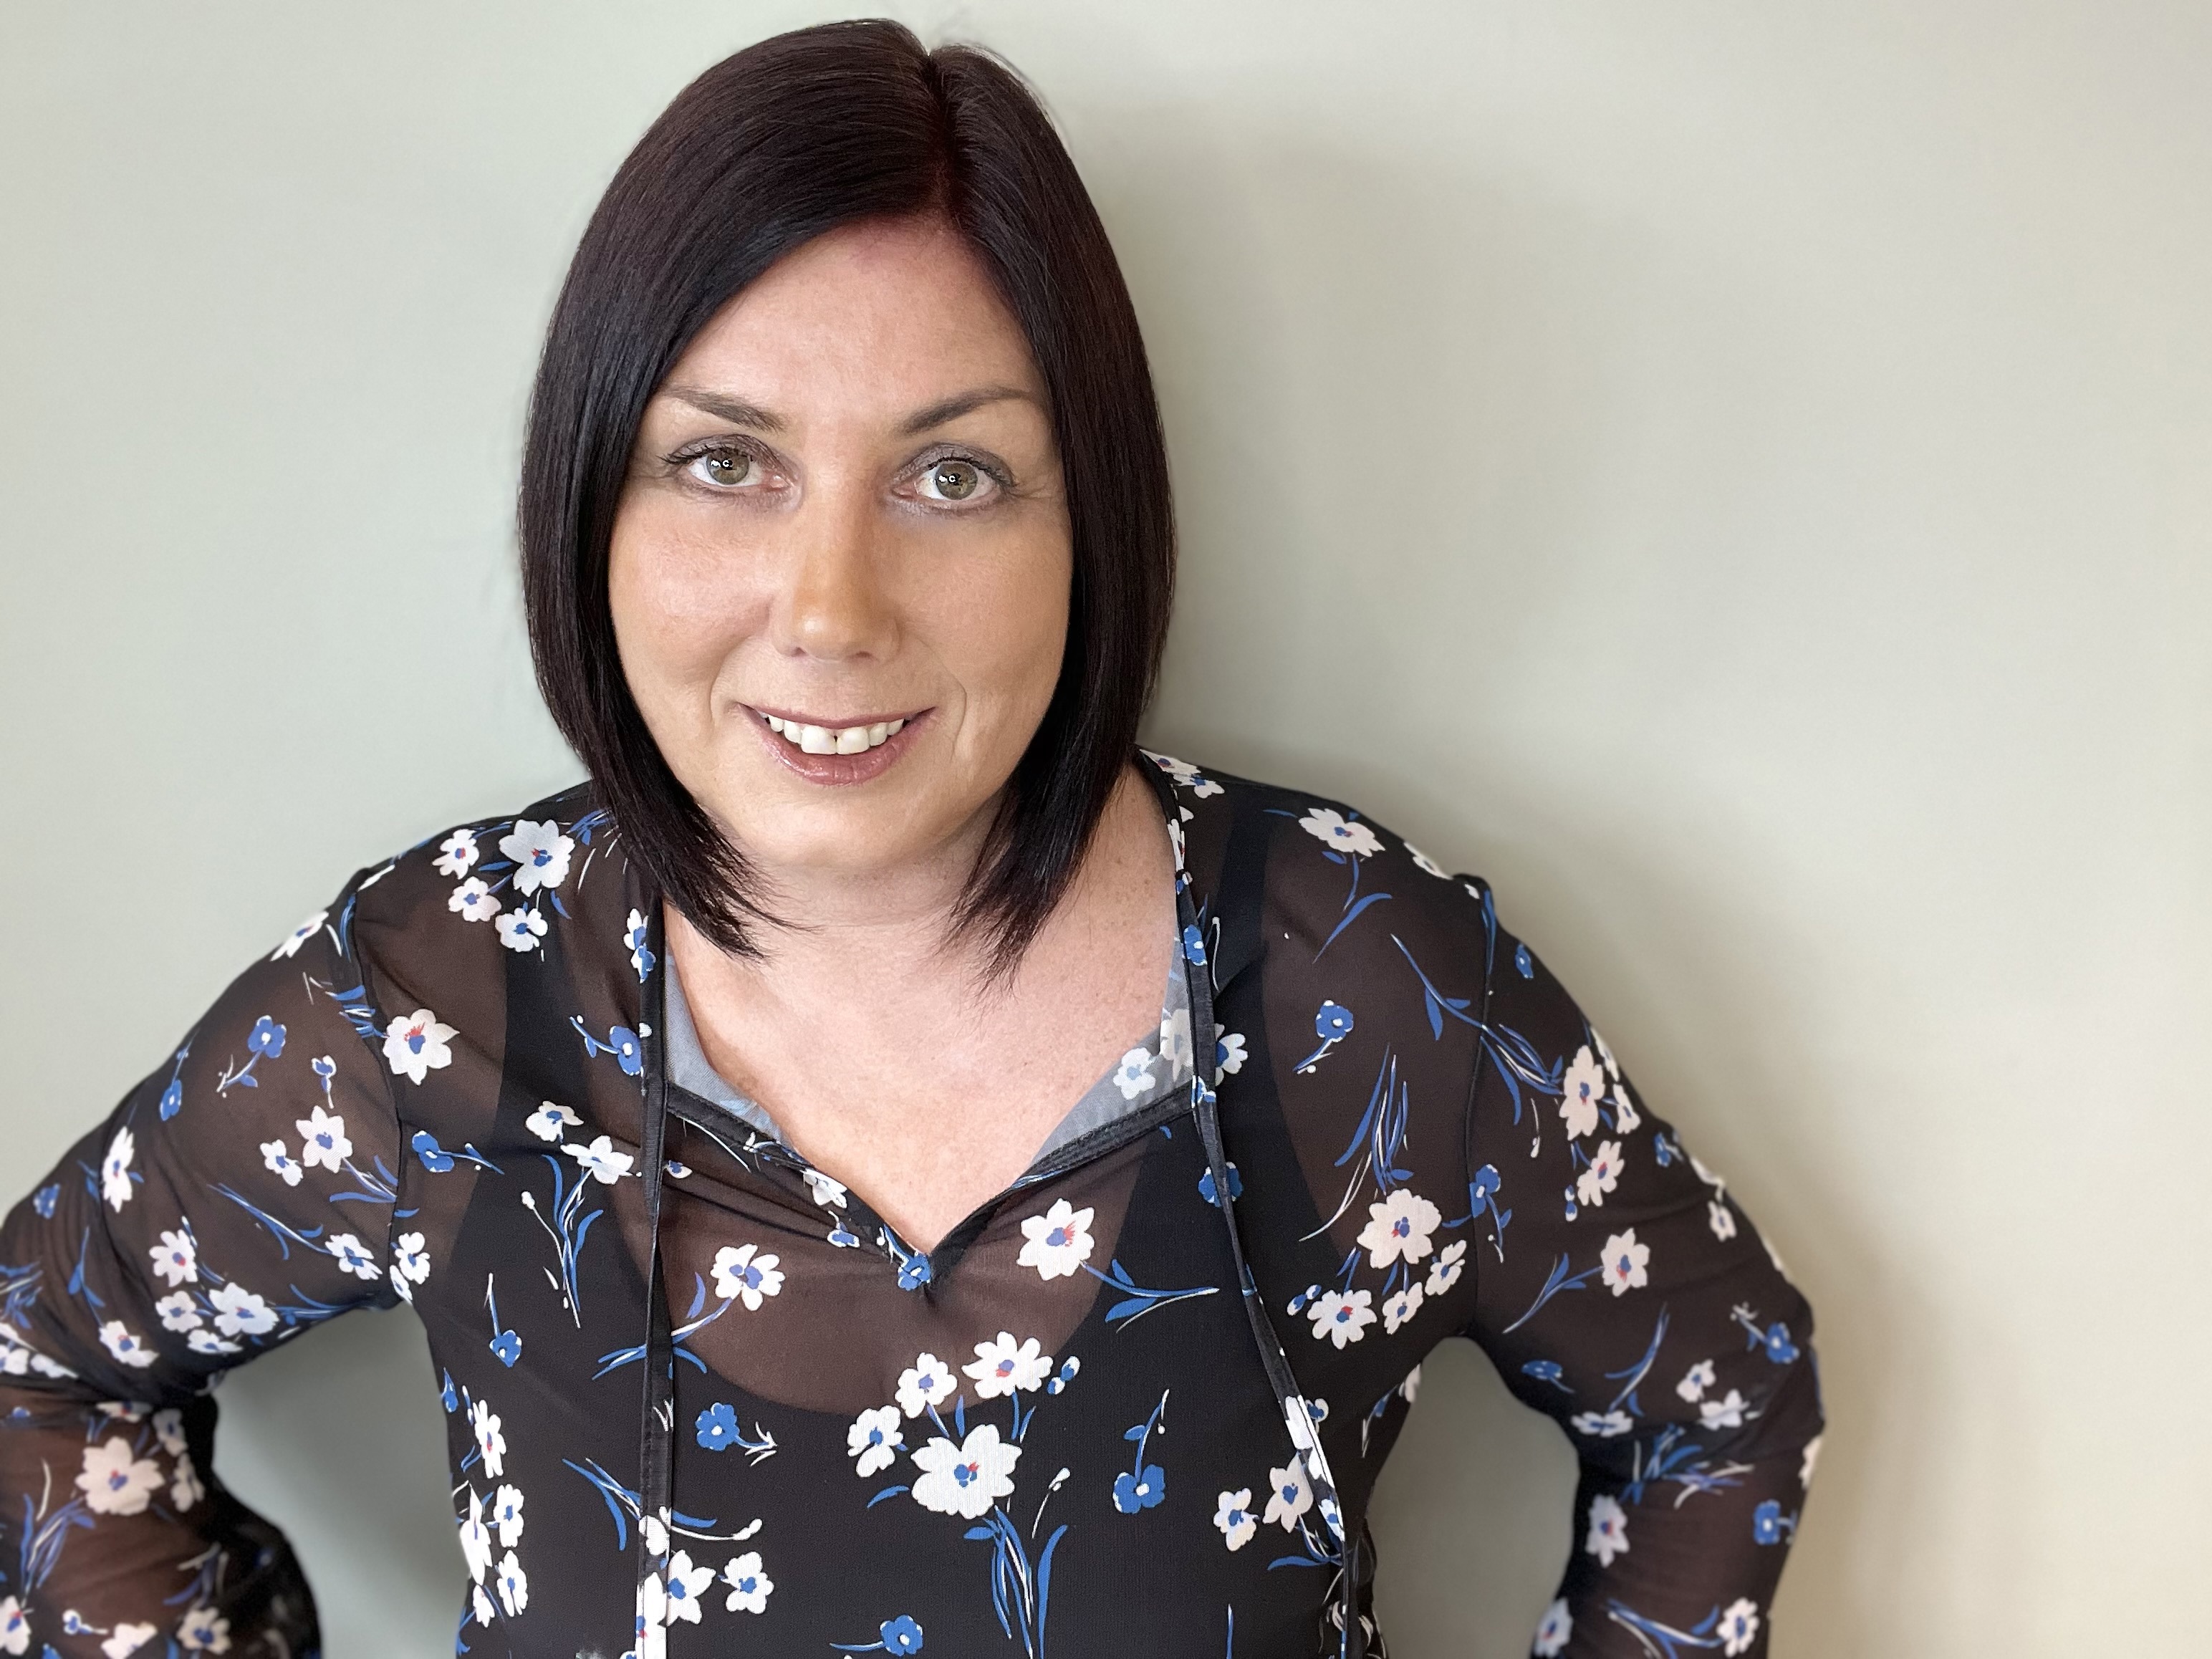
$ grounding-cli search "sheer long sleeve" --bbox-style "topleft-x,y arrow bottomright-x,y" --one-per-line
0,872 -> 404,1659
1459,905 -> 1823,1658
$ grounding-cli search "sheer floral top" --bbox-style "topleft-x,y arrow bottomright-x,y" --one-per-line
0,751 -> 1822,1659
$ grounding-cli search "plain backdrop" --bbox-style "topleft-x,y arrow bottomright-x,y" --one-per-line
4,3 -> 2207,1655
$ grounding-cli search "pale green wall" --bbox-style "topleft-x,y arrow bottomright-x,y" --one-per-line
3,4 -> 2206,1654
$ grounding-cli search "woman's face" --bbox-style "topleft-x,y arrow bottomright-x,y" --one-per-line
609,216 -> 1071,892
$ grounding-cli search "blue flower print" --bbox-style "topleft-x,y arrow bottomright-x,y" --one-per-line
1521,1359 -> 1572,1393
31,1184 -> 58,1219
1732,1303 -> 1801,1364
1181,923 -> 1207,966
216,1015 -> 287,1094
697,1402 -> 739,1451
249,1016 -> 287,1059
895,1250 -> 932,1292
1113,1466 -> 1165,1513
1294,1001 -> 1355,1074
1751,1499 -> 1798,1545
570,1019 -> 643,1076
835,1615 -> 925,1653
1197,1162 -> 1243,1206
1114,1390 -> 1170,1513
624,907 -> 657,981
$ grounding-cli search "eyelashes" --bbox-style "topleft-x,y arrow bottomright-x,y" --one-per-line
658,436 -> 1017,509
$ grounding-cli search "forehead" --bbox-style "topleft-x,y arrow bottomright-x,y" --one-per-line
662,216 -> 1045,411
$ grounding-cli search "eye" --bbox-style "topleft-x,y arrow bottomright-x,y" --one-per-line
915,458 -> 995,505
686,447 -> 756,489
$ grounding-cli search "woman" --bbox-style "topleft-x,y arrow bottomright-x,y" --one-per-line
0,20 -> 1819,1659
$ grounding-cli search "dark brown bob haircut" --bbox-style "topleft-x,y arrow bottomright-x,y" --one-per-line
520,19 -> 1173,974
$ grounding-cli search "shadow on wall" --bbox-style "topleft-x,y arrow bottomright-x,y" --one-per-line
1095,105 -> 1943,1655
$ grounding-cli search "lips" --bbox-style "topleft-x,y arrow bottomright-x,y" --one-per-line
745,704 -> 930,785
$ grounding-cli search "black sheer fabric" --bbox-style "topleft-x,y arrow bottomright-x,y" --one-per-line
0,753 -> 1820,1658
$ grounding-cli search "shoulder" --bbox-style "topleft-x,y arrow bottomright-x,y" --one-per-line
1140,747 -> 1497,1023
337,781 -> 638,980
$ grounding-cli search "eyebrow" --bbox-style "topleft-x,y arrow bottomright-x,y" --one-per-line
665,387 -> 785,431
662,383 -> 1036,438
896,385 -> 1036,436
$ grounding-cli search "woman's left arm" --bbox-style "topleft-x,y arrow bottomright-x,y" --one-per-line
1458,901 -> 1823,1658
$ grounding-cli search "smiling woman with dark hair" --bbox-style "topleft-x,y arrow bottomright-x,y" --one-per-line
0,19 -> 1819,1659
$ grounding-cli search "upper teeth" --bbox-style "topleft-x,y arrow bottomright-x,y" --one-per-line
763,714 -> 905,755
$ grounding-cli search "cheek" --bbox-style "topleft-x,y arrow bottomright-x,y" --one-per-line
924,542 -> 1072,728
607,508 -> 765,703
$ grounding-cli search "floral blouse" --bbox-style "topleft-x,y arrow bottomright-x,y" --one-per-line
0,751 -> 1821,1659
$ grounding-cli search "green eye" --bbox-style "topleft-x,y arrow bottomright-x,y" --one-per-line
696,450 -> 751,487
926,460 -> 980,501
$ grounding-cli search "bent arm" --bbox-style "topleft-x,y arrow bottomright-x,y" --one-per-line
1,876 -> 403,1658
1458,904 -> 1822,1658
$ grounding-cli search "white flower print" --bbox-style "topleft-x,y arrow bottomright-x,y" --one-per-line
910,1423 -> 1020,1519
1261,1461 -> 1311,1531
491,1484 -> 525,1547
1381,1282 -> 1424,1335
1710,1198 -> 1739,1241
294,1105 -> 352,1173
1158,1008 -> 1193,1075
496,905 -> 548,954
1215,1026 -> 1247,1076
1356,1189 -> 1441,1269
722,1551 -> 774,1614
1424,1239 -> 1468,1297
100,1625 -> 155,1659
150,1228 -> 198,1288
1559,1046 -> 1605,1140
964,1332 -> 1051,1398
500,819 -> 574,895
1109,1047 -> 1156,1100
449,878 -> 500,923
458,1490 -> 494,1583
210,1281 -> 275,1337
392,1231 -> 432,1289
77,1438 -> 163,1515
710,1244 -> 784,1309
269,909 -> 328,961
847,1405 -> 904,1477
1569,1409 -> 1635,1438
150,1409 -> 187,1456
1585,1493 -> 1630,1567
1611,1081 -> 1641,1133
1676,1360 -> 1716,1403
1297,807 -> 1383,859
170,1451 -> 205,1512
383,1008 -> 458,1085
1575,1140 -> 1625,1209
802,1169 -> 849,1210
1213,1488 -> 1257,1550
1016,1201 -> 1096,1281
1718,1598 -> 1761,1656
1531,1597 -> 1573,1658
186,1329 -> 241,1357
101,1127 -> 135,1212
471,1584 -> 494,1627
494,1549 -> 529,1617
564,1134 -> 636,1186
175,1606 -> 228,1653
97,1321 -> 156,1370
259,1139 -> 303,1186
1405,842 -> 1448,878
433,828 -> 479,878
1699,1390 -> 1752,1431
0,1595 -> 26,1656
896,1354 -> 956,1418
326,1233 -> 380,1281
155,1292 -> 201,1333
1306,1289 -> 1376,1349
640,1514 -> 669,1559
1801,1434 -> 1824,1489
1145,751 -> 1223,797
471,1398 -> 506,1478
526,1102 -> 580,1143
625,908 -> 654,979
1600,1228 -> 1650,1297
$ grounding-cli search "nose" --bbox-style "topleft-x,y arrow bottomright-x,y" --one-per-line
769,490 -> 899,663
